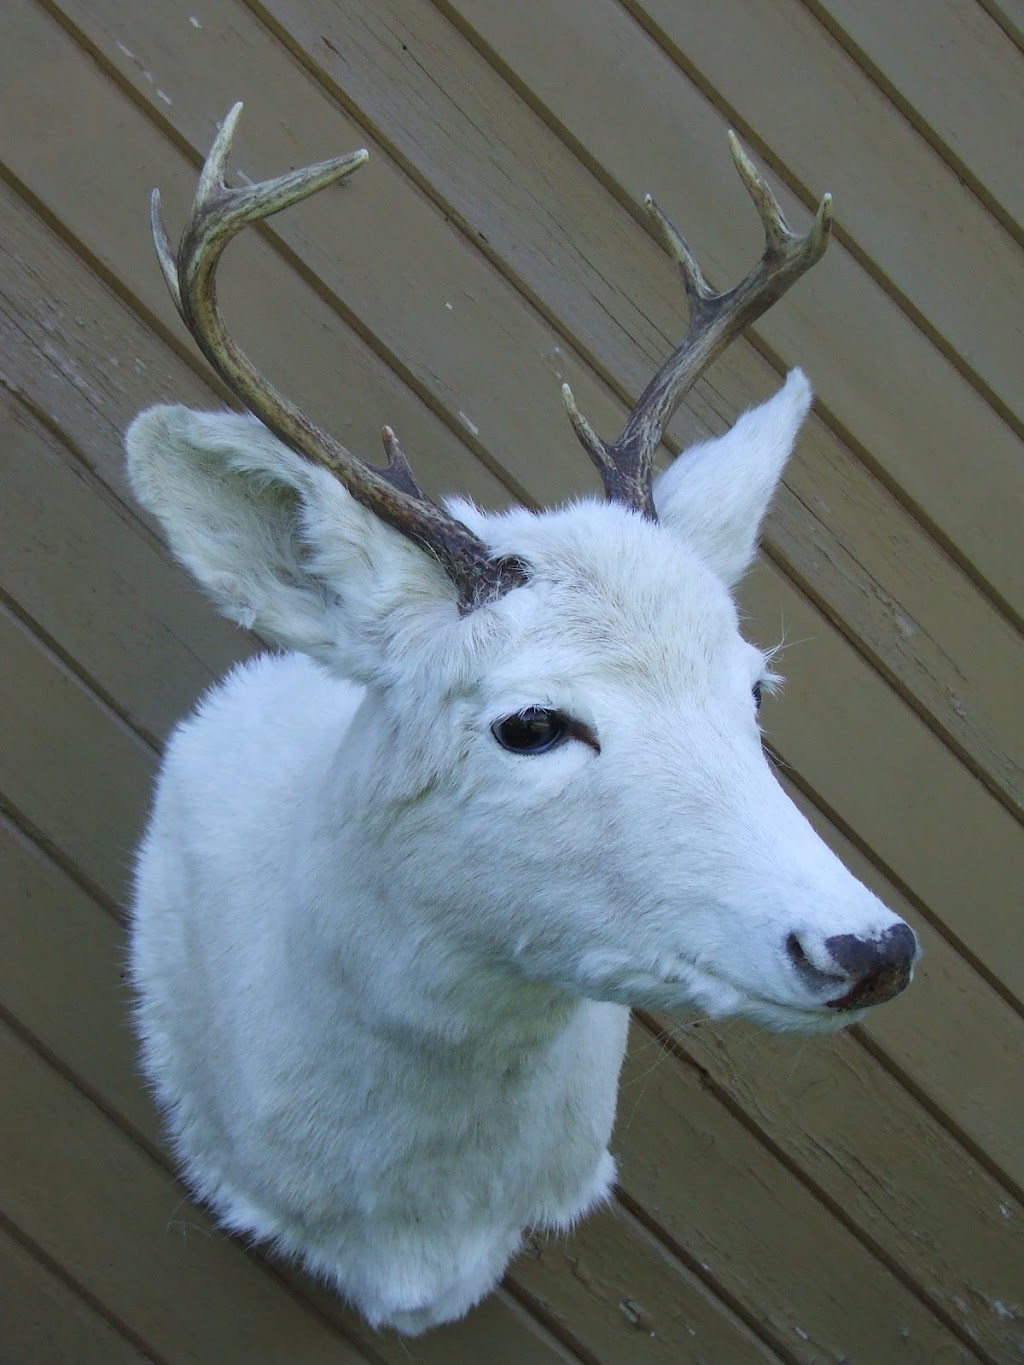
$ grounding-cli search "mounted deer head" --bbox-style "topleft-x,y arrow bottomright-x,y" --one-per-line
126,106 -> 918,1335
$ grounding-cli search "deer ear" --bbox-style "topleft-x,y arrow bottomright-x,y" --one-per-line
125,406 -> 456,668
653,369 -> 812,587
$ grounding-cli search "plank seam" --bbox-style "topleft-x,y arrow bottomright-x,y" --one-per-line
6,177 -> 1023,1165
974,0 -> 1024,54
20,0 -> 1024,661
497,1279 -> 607,1365
849,1023 -> 1024,1208
0,1208 -> 166,1365
0,1002 -> 389,1365
0,573 -> 163,757
760,525 -> 1024,830
763,738 -> 1024,1024
610,0 -> 1024,447
0,790 -> 124,929
612,1186 -> 805,1365
29,0 -> 534,514
797,0 -> 1024,250
632,1010 -> 994,1365
603,1199 -> 790,1363
429,0 -> 1024,638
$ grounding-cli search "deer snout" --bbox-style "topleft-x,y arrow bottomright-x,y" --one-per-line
786,922 -> 919,1012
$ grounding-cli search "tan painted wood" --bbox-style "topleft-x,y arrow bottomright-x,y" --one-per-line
741,558 -> 1024,1011
2,1 -> 1022,1359
0,3 -> 509,515
4,0 -> 1021,1217
623,0 -> 1024,428
0,603 -> 154,903
512,1209 -> 783,1364
22,0 -> 1024,966
614,1027 -> 977,1364
7,273 -> 1023,1342
0,821 -> 593,1365
0,638 -> 780,1360
0,1227 -> 154,1365
0,1023 -> 380,1364
976,0 -> 1024,50
807,0 -> 1024,235
0,389 -> 241,744
304,1283 -> 593,1365
643,992 -> 1024,1361
4,61 -> 1021,1206
784,781 -> 1024,1200
0,608 -> 979,1359
47,0 -> 1024,824
433,0 -> 1024,811
257,0 -> 1024,626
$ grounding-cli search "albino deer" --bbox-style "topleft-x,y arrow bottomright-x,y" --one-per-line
126,106 -> 918,1335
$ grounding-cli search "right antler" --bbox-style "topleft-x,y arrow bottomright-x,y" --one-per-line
561,133 -> 832,518
151,103 -> 525,611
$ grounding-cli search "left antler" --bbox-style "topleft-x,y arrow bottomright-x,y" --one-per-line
561,133 -> 833,518
151,103 -> 526,610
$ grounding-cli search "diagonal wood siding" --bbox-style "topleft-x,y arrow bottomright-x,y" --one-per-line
1,1 -> 1021,1360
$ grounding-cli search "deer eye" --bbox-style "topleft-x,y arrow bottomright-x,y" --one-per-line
492,708 -> 568,754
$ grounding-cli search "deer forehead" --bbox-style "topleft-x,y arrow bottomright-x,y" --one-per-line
463,502 -> 753,701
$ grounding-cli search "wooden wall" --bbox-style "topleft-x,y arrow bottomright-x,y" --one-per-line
2,1 -> 1022,1361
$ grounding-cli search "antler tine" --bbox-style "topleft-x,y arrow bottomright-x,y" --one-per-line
562,133 -> 832,518
151,103 -> 522,610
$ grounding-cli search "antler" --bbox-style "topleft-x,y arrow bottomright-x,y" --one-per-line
151,103 -> 525,610
561,133 -> 833,518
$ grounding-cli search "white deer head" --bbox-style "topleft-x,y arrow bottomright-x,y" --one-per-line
126,106 -> 918,1334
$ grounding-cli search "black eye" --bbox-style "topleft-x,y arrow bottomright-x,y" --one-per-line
492,708 -> 568,754
752,681 -> 764,710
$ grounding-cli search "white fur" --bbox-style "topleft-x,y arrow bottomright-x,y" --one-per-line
125,370 -> 914,1333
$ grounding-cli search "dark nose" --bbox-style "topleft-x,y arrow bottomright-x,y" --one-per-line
787,923 -> 918,1011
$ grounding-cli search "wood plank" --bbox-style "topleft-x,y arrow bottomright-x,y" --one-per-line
0,391 -> 242,744
647,907 -> 1024,1363
0,819 -> 592,1365
0,2 -> 510,516
258,0 -> 1024,625
0,1226 -> 154,1364
0,603 -> 154,904
643,1019 -> 1024,1361
976,0 -> 1024,51
8,0 -> 590,513
623,0 -> 1024,427
0,603 -> 992,1360
783,780 -> 1024,1197
742,559 -> 1024,1012
431,0 -> 1024,810
8,0 -> 1024,1217
0,1022 -> 378,1364
0,730 -> 776,1362
807,0 -> 1024,234
614,1026 -> 977,1364
0,804 -> 968,1365
511,1207 -> 782,1364
46,0 -> 1024,822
